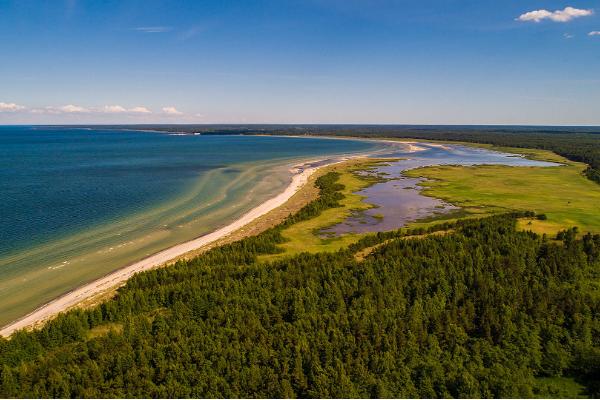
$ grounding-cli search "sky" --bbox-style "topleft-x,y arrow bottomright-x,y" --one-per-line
0,0 -> 599,125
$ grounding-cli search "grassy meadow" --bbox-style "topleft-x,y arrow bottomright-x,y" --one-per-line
404,149 -> 600,235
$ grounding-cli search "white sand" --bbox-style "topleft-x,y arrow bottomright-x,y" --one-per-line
423,142 -> 452,151
362,138 -> 427,153
0,158 -> 342,337
283,135 -> 427,154
385,140 -> 427,153
404,143 -> 427,152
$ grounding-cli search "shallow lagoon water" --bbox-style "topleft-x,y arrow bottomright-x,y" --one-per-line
322,142 -> 557,235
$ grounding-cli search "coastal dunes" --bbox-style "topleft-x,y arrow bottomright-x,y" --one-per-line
0,156 -> 360,337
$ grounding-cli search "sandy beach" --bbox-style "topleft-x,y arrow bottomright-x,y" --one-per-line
0,157 -> 342,337
281,134 -> 428,154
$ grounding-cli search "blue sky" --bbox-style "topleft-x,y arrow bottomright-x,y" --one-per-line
0,0 -> 599,125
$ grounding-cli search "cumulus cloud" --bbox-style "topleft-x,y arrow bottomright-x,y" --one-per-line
6,103 -> 154,115
517,6 -> 593,23
130,106 -> 151,113
0,102 -> 25,112
103,105 -> 152,114
103,105 -> 128,113
135,26 -> 171,33
590,31 -> 600,36
59,104 -> 89,113
31,106 -> 61,115
162,106 -> 183,115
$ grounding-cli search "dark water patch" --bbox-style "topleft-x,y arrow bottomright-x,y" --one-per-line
321,174 -> 457,235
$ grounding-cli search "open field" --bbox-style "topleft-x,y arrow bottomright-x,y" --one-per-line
404,151 -> 600,235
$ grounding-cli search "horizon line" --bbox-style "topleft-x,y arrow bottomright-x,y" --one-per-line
1,123 -> 600,128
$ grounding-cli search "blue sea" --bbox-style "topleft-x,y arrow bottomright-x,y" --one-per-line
0,127 -> 380,325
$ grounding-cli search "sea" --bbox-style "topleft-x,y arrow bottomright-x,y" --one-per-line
0,127 -> 380,326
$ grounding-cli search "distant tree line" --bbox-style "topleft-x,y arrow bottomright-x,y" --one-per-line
1,172 -> 599,398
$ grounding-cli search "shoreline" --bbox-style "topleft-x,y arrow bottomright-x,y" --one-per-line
0,137 -> 555,337
0,157 -> 351,337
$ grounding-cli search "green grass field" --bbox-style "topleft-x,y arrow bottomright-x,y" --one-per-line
404,150 -> 600,235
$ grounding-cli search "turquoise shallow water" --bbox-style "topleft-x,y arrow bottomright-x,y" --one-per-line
0,127 -> 379,325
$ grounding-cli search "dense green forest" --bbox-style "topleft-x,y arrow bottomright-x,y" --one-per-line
85,124 -> 600,184
1,172 -> 599,398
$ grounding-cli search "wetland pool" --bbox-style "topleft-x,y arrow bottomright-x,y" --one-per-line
321,142 -> 557,235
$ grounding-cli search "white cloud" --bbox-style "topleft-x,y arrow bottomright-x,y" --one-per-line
517,6 -> 593,23
59,104 -> 89,113
103,105 -> 152,114
135,26 -> 171,33
0,102 -> 25,112
564,33 -> 575,39
103,105 -> 128,113
33,106 -> 62,114
130,106 -> 151,113
162,106 -> 183,115
590,31 -> 600,36
8,103 -> 154,115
